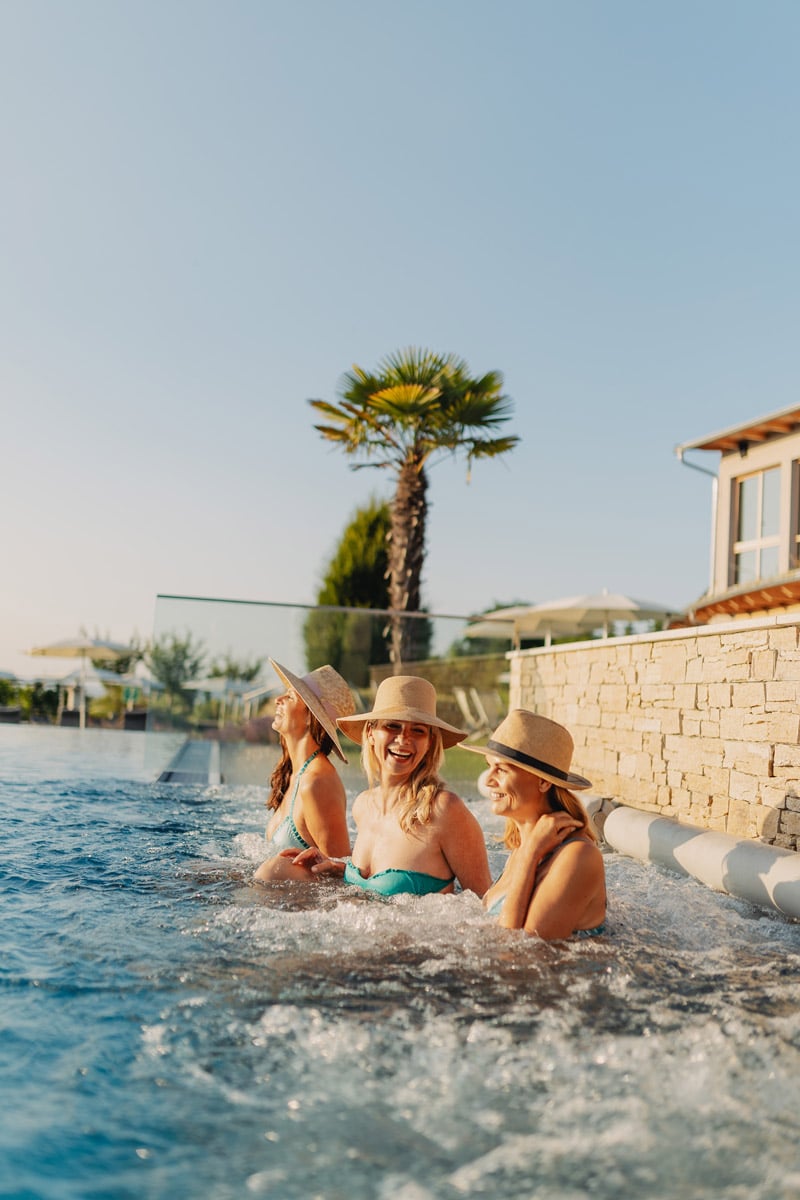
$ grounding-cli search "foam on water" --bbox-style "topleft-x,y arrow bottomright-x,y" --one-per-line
2,727 -> 800,1200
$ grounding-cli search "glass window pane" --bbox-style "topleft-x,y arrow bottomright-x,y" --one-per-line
737,476 -> 758,542
761,468 -> 780,536
760,544 -> 779,579
735,549 -> 757,585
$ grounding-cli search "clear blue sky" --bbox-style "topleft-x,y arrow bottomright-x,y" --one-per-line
3,0 -> 799,678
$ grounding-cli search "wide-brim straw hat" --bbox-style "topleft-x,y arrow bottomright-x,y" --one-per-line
462,709 -> 592,790
336,675 -> 467,749
269,659 -> 356,762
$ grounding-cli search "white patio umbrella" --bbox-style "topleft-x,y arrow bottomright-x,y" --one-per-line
184,676 -> 266,725
465,603 -> 592,646
28,636 -> 130,728
462,613 -> 520,641
474,591 -> 678,646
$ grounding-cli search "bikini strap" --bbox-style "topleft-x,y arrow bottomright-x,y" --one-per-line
297,748 -> 321,777
289,748 -> 321,813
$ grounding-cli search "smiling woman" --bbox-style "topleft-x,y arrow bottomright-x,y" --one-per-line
252,659 -> 355,882
464,710 -> 606,940
277,675 -> 492,898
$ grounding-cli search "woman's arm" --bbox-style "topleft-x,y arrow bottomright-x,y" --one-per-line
300,774 -> 351,857
495,813 -> 582,932
288,846 -> 348,877
501,820 -> 606,940
520,837 -> 605,940
438,793 -> 492,896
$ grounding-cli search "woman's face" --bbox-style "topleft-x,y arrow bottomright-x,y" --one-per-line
368,719 -> 431,780
484,755 -> 547,818
272,688 -> 308,738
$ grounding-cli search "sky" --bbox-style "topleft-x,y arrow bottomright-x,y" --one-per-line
3,0 -> 800,680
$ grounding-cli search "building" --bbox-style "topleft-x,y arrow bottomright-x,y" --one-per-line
676,402 -> 800,624
507,402 -> 800,853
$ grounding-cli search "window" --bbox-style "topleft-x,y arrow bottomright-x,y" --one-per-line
732,467 -> 780,585
793,461 -> 800,570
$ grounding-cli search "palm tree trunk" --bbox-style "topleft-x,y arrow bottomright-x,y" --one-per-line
387,460 -> 428,667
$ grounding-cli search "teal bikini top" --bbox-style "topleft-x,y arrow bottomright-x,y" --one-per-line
343,858 -> 455,897
265,750 -> 320,852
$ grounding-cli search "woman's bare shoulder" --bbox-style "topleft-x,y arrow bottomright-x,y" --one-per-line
303,759 -> 346,799
432,784 -> 464,807
432,786 -> 474,821
550,836 -> 604,873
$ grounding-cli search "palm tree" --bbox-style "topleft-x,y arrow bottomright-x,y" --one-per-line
309,347 -> 520,666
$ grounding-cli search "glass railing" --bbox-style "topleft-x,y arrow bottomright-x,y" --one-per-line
142,593 -> 511,791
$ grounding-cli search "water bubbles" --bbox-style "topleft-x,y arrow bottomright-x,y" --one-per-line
6,731 -> 800,1200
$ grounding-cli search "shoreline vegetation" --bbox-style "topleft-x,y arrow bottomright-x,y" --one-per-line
0,649 -> 509,767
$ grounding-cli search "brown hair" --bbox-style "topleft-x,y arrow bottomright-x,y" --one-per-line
265,712 -> 334,810
361,720 -> 446,833
503,782 -> 596,849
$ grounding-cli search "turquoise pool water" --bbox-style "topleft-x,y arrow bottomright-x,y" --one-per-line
2,726 -> 800,1200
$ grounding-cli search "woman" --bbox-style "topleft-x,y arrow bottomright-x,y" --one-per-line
285,675 -> 491,897
464,709 -> 606,940
253,659 -> 356,883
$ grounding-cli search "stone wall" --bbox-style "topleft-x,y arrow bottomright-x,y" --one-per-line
510,614 -> 800,850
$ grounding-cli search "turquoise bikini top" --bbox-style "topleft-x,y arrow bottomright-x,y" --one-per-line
265,750 -> 320,853
343,858 -> 455,897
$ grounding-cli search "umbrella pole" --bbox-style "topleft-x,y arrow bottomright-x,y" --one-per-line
80,653 -> 87,729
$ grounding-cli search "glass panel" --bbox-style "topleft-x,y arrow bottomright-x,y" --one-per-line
760,544 -> 780,579
737,475 -> 758,542
142,595 -> 513,790
735,549 -> 757,585
761,467 -> 780,536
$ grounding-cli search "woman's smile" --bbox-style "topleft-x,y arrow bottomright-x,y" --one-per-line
371,720 -> 431,775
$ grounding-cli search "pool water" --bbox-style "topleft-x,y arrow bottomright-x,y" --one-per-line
2,727 -> 800,1200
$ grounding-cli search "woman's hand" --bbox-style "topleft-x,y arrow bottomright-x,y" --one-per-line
519,811 -> 582,862
288,847 -> 346,877
493,812 -> 582,932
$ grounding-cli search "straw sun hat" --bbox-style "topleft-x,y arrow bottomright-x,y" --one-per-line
462,709 -> 592,790
336,675 -> 467,749
269,659 -> 356,762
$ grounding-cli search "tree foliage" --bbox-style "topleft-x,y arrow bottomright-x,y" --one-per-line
208,654 -> 264,682
88,629 -> 147,676
304,498 -> 392,685
147,632 -> 205,711
303,498 -> 431,684
310,347 -> 519,664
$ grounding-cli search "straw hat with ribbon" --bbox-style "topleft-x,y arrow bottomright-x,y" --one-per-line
462,709 -> 592,790
269,659 -> 356,762
336,675 -> 467,749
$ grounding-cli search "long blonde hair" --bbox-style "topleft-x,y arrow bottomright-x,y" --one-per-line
361,720 -> 446,833
503,782 -> 597,850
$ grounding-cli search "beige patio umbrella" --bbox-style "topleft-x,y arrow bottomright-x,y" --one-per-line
466,602 -> 596,647
28,636 -> 130,728
475,590 -> 678,647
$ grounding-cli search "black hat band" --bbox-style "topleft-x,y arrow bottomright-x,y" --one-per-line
485,739 -> 572,783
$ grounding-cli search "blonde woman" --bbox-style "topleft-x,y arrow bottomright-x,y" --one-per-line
464,710 -> 606,939
285,675 -> 491,897
253,660 -> 355,883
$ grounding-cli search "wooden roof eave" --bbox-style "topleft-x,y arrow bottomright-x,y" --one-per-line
676,404 -> 800,456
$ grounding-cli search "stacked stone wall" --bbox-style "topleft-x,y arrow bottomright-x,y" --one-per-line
510,614 -> 800,850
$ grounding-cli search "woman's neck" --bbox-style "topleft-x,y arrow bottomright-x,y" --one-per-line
372,775 -> 409,811
286,733 -> 321,772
